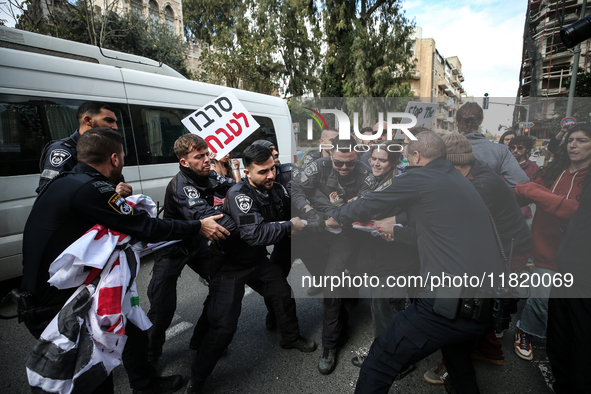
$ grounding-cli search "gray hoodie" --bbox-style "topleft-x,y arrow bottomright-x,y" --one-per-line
463,131 -> 529,189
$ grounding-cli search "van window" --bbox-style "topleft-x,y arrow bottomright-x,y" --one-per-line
231,116 -> 277,158
46,104 -> 78,140
129,105 -> 192,164
0,99 -> 45,176
0,96 -> 281,175
0,94 -> 134,176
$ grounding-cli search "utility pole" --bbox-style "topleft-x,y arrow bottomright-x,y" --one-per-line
567,0 -> 588,117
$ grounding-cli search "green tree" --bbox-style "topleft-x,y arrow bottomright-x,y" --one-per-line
195,0 -> 321,96
186,0 -> 413,97
571,69 -> 591,97
321,0 -> 415,98
14,0 -> 192,77
275,0 -> 322,96
199,32 -> 281,94
183,0 -> 238,45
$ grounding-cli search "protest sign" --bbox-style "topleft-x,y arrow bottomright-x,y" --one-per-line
394,101 -> 438,139
181,91 -> 260,157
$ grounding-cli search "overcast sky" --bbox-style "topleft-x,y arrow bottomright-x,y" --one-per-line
404,0 -> 529,133
404,0 -> 528,97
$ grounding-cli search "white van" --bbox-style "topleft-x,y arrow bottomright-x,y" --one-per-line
0,26 -> 296,281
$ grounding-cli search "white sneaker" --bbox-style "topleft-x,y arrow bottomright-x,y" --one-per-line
514,328 -> 533,360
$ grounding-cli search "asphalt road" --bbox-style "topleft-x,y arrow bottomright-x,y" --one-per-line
0,257 -> 554,394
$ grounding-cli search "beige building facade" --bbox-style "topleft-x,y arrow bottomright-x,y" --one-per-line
92,0 -> 184,37
409,27 -> 469,133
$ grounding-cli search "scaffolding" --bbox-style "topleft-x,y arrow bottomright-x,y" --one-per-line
516,0 -> 591,137
519,0 -> 591,99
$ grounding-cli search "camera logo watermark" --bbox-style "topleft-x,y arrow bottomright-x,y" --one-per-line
304,108 -> 418,142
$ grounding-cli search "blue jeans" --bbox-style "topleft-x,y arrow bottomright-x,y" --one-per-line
518,266 -> 556,339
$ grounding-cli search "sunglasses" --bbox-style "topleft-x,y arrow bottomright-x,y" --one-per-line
510,145 -> 526,151
333,160 -> 357,168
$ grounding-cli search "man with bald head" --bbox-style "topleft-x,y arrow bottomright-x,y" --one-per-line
327,131 -> 504,394
298,129 -> 339,168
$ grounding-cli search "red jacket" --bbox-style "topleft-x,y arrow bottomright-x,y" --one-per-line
519,159 -> 540,219
514,167 -> 588,270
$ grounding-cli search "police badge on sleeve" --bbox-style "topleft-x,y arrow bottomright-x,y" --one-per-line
108,194 -> 134,215
235,194 -> 253,213
183,186 -> 200,199
49,149 -> 72,167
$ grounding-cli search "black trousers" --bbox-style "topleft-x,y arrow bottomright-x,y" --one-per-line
354,298 -> 488,394
191,258 -> 300,382
297,232 -> 353,349
146,238 -> 211,358
264,237 -> 292,318
547,297 -> 591,394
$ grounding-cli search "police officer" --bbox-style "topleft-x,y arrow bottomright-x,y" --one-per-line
146,134 -> 236,365
291,136 -> 372,375
327,131 -> 504,394
22,128 -> 229,394
251,139 -> 294,330
185,144 -> 316,394
252,139 -> 292,192
36,101 -> 132,196
297,128 -> 338,168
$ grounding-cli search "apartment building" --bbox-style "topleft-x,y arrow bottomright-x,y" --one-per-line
410,27 -> 470,133
518,0 -> 591,138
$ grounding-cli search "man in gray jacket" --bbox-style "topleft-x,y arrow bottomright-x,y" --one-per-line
455,102 -> 529,189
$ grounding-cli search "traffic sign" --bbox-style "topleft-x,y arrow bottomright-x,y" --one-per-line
520,122 -> 534,129
561,117 -> 576,127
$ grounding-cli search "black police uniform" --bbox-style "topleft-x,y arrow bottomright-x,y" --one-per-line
292,157 -> 371,215
353,172 -> 420,338
260,162 -> 295,329
146,166 -> 237,361
22,162 -> 203,392
36,131 -> 81,193
297,148 -> 323,168
190,179 -> 303,384
291,157 -> 371,351
269,162 -> 293,275
333,158 -> 504,394
275,162 -> 292,193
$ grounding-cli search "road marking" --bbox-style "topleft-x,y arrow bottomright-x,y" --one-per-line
165,284 -> 253,343
165,321 -> 194,341
533,355 -> 555,391
349,378 -> 357,392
